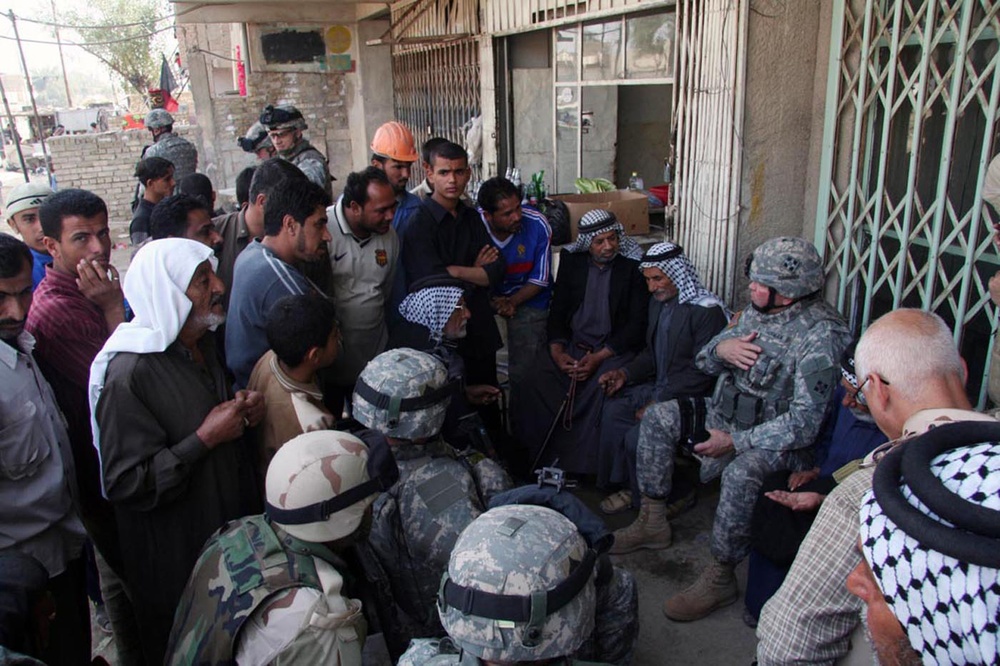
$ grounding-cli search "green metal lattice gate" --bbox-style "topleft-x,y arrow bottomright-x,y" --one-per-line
815,0 -> 1000,405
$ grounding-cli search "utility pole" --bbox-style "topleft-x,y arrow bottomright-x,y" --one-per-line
50,0 -> 72,107
8,11 -> 51,179
0,75 -> 30,182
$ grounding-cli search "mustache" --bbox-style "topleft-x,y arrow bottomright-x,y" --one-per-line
210,294 -> 224,307
0,317 -> 25,327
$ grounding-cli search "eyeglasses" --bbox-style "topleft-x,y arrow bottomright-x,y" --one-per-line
855,374 -> 890,407
267,129 -> 294,139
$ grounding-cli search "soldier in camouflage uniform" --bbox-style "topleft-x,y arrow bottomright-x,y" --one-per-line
260,104 -> 333,199
612,237 -> 851,622
398,504 -> 614,665
143,109 -> 198,185
352,348 -> 513,658
164,430 -> 399,665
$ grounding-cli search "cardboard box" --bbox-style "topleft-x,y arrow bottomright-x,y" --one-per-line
551,190 -> 650,239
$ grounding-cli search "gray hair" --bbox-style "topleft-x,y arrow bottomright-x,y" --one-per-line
855,309 -> 963,402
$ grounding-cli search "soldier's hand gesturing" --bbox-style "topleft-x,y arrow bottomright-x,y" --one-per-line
715,332 -> 762,370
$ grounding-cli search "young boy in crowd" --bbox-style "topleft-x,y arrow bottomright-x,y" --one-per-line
247,292 -> 341,476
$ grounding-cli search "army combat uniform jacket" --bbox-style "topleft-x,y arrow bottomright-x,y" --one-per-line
144,131 -> 198,184
281,139 -> 333,199
697,297 -> 852,457
356,435 -> 512,658
165,515 -> 365,666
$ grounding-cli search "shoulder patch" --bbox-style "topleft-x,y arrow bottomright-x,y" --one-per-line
727,309 -> 743,328
799,356 -> 837,403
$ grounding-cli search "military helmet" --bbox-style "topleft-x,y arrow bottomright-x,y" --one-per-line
353,348 -> 452,440
145,108 -> 174,129
238,121 -> 272,153
438,504 -> 597,662
260,104 -> 307,132
745,236 -> 825,299
265,430 -> 378,543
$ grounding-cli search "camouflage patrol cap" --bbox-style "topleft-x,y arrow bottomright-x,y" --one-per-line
265,430 -> 375,543
145,108 -> 175,129
353,348 -> 452,440
438,504 -> 597,662
746,236 -> 825,299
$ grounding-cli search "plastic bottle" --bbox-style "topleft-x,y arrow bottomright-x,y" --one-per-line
663,158 -> 672,184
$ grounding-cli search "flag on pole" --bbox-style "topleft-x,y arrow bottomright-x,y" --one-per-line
150,54 -> 179,112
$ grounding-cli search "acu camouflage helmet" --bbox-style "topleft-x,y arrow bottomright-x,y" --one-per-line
437,505 -> 597,662
238,121 -> 272,153
746,236 -> 825,300
145,108 -> 175,129
353,348 -> 452,441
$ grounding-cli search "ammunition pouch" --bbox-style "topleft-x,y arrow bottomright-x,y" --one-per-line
712,378 -> 789,430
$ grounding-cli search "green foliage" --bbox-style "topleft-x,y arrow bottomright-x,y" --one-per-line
59,0 -> 172,97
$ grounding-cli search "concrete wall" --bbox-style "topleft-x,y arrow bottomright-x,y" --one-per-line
179,19 -> 394,195
48,126 -> 203,231
734,1 -> 827,306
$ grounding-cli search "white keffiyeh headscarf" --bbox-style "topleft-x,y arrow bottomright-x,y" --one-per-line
860,425 -> 1000,666
398,286 -> 464,342
565,209 -> 643,260
638,242 -> 726,310
88,238 -> 217,494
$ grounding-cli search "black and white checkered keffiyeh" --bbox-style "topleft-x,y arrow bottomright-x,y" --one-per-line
860,429 -> 1000,665
638,242 -> 725,309
399,286 -> 464,342
565,209 -> 643,260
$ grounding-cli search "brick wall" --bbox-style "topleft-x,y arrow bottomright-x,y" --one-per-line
47,126 -> 203,232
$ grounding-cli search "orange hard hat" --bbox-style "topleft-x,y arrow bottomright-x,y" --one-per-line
371,121 -> 419,163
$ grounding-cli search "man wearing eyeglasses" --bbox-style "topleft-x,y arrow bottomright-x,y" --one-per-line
756,308 -> 994,666
260,104 -> 333,199
613,236 -> 851,625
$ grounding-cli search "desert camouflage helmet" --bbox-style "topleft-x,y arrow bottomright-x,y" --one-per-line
353,348 -> 452,440
437,504 -> 597,662
264,430 -> 377,543
745,236 -> 825,300
145,108 -> 175,129
260,104 -> 307,132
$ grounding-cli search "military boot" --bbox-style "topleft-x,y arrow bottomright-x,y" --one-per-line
662,559 -> 738,621
610,496 -> 671,554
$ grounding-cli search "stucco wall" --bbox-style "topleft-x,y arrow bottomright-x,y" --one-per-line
48,126 -> 203,231
735,1 -> 826,305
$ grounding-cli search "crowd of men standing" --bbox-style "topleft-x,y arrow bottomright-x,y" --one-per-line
0,103 -> 998,666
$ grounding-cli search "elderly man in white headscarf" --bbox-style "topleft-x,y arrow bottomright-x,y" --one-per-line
848,421 -> 1000,666
595,242 -> 729,514
88,238 -> 264,666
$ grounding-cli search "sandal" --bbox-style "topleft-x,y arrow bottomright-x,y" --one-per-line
600,489 -> 634,515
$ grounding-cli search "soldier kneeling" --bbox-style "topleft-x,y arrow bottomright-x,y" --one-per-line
400,500 -> 628,665
164,430 -> 398,664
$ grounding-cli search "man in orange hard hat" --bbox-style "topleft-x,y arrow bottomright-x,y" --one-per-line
372,121 -> 424,330
371,121 -> 422,233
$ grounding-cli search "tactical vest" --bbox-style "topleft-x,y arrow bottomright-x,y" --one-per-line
711,299 -> 847,430
165,515 -> 344,665
359,442 -> 497,655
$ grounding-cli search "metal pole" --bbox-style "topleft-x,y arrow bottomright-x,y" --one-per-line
50,0 -> 72,108
8,11 -> 51,176
0,75 -> 30,182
